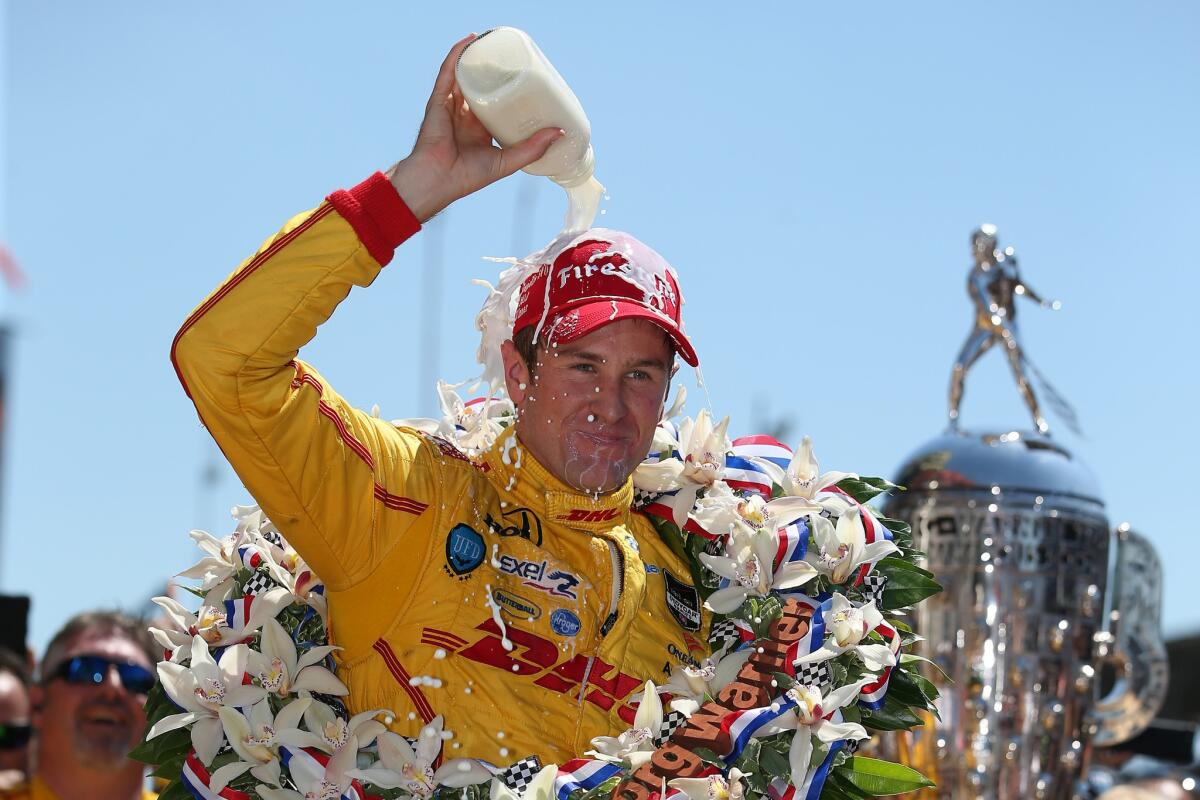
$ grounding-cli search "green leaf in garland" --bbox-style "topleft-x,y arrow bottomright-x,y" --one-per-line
844,756 -> 935,795
758,738 -> 791,779
156,780 -> 196,800
835,476 -> 903,504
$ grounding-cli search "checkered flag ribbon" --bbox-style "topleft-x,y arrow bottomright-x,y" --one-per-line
260,529 -> 285,548
498,755 -> 542,794
242,570 -> 280,598
632,486 -> 665,511
654,709 -> 689,746
861,575 -> 888,607
708,619 -> 741,652
792,660 -> 833,693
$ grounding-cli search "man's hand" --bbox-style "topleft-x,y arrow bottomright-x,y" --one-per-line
388,34 -> 563,222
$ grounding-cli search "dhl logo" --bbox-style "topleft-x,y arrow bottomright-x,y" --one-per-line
559,508 -> 622,523
422,621 -> 644,724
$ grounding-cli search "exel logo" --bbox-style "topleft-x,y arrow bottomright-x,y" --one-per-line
497,555 -> 582,600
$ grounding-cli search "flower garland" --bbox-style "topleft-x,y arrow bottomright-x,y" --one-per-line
137,390 -> 940,800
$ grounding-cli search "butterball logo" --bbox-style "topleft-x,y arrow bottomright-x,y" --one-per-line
550,609 -> 581,638
493,589 -> 541,620
445,524 -> 485,577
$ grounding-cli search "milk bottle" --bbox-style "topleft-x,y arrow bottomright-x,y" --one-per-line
456,27 -> 604,233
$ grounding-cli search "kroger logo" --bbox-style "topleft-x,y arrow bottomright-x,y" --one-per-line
550,609 -> 581,638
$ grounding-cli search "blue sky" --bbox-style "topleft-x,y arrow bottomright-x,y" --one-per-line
1,2 -> 1197,653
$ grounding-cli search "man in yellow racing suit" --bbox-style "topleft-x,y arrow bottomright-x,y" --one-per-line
171,36 -> 710,768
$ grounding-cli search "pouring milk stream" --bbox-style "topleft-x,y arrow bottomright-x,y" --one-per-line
456,27 -> 604,234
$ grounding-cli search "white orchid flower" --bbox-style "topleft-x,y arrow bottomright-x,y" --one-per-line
699,527 -> 818,614
795,594 -> 898,673
303,701 -> 390,754
754,436 -> 857,511
587,681 -> 663,769
348,717 -> 489,795
151,586 -> 295,653
764,678 -> 874,791
209,697 -> 324,791
660,651 -> 750,714
634,411 -> 732,526
175,529 -> 244,603
394,382 -> 514,458
255,732 -> 359,800
808,505 -> 899,585
661,384 -> 687,422
490,764 -> 559,800
669,767 -> 750,800
250,618 -> 346,700
147,636 -> 267,764
689,482 -> 822,546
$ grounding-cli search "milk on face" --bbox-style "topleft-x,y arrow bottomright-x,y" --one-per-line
456,27 -> 604,233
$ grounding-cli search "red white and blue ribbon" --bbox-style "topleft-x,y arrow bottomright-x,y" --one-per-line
765,740 -> 846,800
237,544 -> 265,570
722,696 -> 800,764
725,435 -> 791,498
772,520 -> 810,582
223,596 -> 254,629
180,751 -> 252,800
782,595 -> 829,677
554,759 -> 623,800
858,616 -> 901,711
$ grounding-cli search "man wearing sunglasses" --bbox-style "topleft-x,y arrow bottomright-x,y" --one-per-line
2,611 -> 158,800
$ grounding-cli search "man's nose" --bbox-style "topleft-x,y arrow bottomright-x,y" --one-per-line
589,375 -> 629,422
98,664 -> 126,694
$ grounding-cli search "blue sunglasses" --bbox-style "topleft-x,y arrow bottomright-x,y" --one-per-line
49,654 -> 155,695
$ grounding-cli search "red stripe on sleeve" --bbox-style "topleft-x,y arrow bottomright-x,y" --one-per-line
327,172 -> 421,267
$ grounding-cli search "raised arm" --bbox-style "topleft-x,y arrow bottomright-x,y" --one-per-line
171,36 -> 559,589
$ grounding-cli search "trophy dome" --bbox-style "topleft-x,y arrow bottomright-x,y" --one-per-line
892,428 -> 1104,505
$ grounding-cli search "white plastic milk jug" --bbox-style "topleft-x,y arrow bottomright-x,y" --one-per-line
457,27 -> 604,232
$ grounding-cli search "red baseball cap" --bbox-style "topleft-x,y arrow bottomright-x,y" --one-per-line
512,229 -> 699,366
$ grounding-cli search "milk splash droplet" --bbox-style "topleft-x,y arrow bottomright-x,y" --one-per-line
587,414 -> 595,422
485,583 -> 514,652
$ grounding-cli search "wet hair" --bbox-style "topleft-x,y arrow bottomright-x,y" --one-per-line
39,610 -> 157,684
0,648 -> 30,690
512,325 -> 541,378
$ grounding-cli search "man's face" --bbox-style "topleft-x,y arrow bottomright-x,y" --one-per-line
36,629 -> 151,773
0,671 -> 31,773
503,318 -> 674,493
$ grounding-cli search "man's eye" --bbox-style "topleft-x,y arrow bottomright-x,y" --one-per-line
572,363 -> 597,373
628,370 -> 651,381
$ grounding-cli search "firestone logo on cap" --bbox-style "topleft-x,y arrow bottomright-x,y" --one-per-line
511,234 -> 698,366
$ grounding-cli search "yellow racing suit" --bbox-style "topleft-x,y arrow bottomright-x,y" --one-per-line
171,172 -> 710,766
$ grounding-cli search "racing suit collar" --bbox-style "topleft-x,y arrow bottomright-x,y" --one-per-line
482,428 -> 634,532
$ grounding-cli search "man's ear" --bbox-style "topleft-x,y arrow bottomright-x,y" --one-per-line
500,340 -> 532,406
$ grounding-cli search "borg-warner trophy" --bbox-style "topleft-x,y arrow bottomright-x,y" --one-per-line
882,226 -> 1168,799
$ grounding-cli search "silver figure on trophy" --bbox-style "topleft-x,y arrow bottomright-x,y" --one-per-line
948,224 -> 1069,435
882,226 -> 1167,800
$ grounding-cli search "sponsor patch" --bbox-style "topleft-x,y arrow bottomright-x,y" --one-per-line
498,554 -> 582,600
445,524 -> 485,578
493,589 -> 542,621
559,508 -> 621,523
484,506 -> 543,546
550,609 -> 582,638
663,569 -> 702,632
668,642 -> 701,668
645,564 -> 660,574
